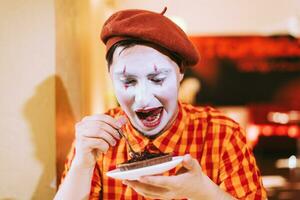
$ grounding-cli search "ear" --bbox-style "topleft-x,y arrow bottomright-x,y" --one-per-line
179,72 -> 184,82
178,63 -> 185,82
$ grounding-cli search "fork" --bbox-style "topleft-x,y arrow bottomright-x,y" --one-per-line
117,129 -> 140,158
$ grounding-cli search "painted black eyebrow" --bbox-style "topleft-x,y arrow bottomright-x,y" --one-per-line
118,74 -> 137,81
114,70 -> 137,78
147,69 -> 170,78
147,73 -> 161,79
115,69 -> 170,77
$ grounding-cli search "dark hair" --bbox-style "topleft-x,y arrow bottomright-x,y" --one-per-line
106,39 -> 184,73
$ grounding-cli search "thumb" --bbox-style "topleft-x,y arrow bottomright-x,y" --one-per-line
117,116 -> 127,127
182,154 -> 201,173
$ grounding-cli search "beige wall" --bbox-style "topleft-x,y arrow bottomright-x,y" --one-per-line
55,0 -> 116,118
55,0 -> 117,185
118,0 -> 300,36
0,0 -> 56,199
0,0 -> 113,198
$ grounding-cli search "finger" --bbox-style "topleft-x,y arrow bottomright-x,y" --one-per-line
93,149 -> 102,159
182,154 -> 201,173
79,120 -> 121,140
175,166 -> 188,175
138,175 -> 173,189
83,114 -> 127,129
81,129 -> 117,146
82,137 -> 110,153
117,116 -> 127,127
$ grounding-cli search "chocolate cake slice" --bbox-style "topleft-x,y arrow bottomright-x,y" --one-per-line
117,151 -> 172,171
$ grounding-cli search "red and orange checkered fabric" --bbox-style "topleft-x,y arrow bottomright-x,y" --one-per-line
61,102 -> 267,199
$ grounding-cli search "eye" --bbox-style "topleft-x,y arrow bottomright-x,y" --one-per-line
123,78 -> 136,86
151,78 -> 165,84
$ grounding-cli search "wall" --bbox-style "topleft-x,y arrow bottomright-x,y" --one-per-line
55,0 -> 118,185
55,0 -> 85,185
0,0 -> 56,199
117,0 -> 300,36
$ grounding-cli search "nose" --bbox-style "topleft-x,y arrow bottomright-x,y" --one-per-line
134,82 -> 154,107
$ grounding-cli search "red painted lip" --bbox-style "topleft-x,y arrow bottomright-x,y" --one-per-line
135,107 -> 163,128
135,107 -> 161,113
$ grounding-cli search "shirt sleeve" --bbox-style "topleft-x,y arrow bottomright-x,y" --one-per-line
89,164 -> 102,199
59,142 -> 102,200
218,127 -> 267,200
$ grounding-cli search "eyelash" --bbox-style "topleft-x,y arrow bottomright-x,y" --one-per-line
122,78 -> 165,87
150,78 -> 164,84
123,79 -> 136,85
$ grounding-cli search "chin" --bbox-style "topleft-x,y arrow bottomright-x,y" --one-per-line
133,115 -> 168,137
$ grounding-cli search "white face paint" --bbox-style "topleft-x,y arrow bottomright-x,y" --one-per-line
110,45 -> 183,136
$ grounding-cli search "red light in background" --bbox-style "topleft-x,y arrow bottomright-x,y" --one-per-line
261,125 -> 273,136
247,125 -> 260,147
288,126 -> 299,138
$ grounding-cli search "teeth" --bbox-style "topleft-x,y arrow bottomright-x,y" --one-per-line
146,112 -> 160,122
154,113 -> 160,121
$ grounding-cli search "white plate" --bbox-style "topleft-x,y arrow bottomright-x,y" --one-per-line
106,156 -> 184,180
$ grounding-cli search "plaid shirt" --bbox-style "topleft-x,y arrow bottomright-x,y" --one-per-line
61,102 -> 267,199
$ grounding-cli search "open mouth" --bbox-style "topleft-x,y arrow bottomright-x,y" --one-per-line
135,107 -> 163,128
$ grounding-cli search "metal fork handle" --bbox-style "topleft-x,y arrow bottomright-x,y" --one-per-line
117,129 -> 139,156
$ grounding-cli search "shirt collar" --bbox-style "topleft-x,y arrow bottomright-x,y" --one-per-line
121,102 -> 187,153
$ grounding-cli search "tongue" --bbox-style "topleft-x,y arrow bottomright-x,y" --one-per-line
139,108 -> 163,128
145,113 -> 159,121
140,108 -> 161,121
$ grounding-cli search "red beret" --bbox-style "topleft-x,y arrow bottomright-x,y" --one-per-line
100,8 -> 199,66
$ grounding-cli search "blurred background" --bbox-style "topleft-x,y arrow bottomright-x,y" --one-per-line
0,0 -> 300,199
